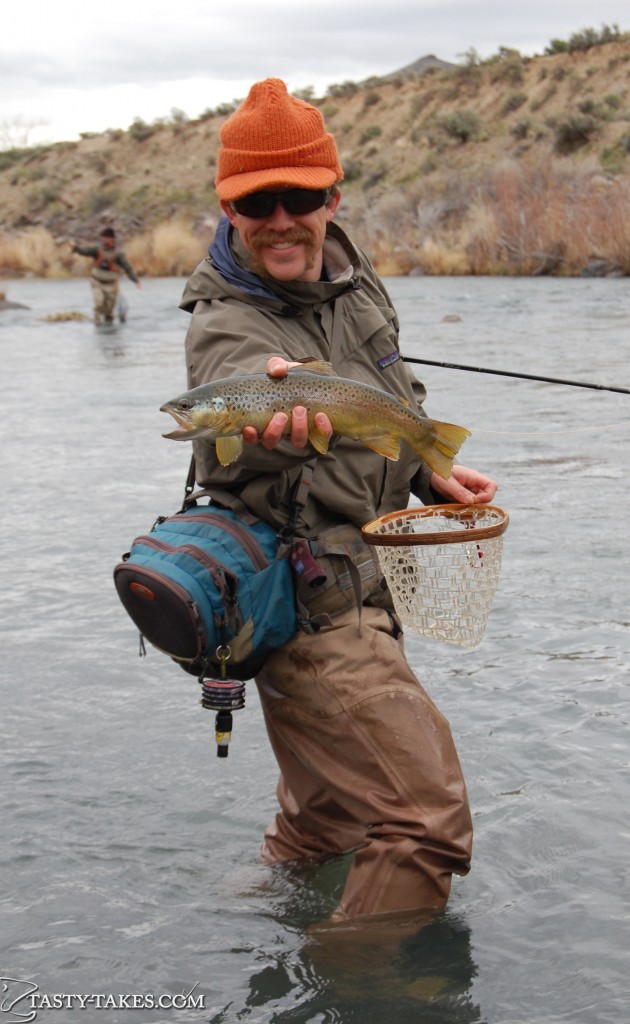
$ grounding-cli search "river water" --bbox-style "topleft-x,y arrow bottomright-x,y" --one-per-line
1,274 -> 629,1024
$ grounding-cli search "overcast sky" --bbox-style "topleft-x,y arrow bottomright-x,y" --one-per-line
2,0 -> 629,147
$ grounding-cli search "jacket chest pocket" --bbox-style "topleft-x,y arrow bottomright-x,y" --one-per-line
331,292 -> 400,374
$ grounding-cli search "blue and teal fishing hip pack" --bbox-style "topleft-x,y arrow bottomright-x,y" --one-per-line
113,459 -> 300,681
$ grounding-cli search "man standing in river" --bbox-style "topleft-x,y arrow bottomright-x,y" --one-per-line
71,226 -> 140,324
179,78 -> 498,935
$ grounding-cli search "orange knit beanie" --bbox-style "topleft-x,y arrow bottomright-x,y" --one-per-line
215,78 -> 344,201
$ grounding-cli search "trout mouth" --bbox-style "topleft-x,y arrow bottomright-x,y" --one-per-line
160,403 -> 195,437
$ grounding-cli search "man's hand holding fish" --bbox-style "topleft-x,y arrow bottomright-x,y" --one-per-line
242,356 -> 333,452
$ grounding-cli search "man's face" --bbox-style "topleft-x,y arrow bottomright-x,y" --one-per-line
102,236 -> 115,249
221,188 -> 340,283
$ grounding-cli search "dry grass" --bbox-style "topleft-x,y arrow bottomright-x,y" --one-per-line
0,226 -> 69,277
125,217 -> 209,276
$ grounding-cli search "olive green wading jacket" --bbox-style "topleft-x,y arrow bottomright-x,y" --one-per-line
179,220 -> 439,540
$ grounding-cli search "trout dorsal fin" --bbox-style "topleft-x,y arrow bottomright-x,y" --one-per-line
289,359 -> 338,376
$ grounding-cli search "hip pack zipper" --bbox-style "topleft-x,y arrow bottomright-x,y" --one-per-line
132,535 -> 238,602
167,511 -> 271,572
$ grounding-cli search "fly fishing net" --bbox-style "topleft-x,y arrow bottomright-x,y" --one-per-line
362,504 -> 509,648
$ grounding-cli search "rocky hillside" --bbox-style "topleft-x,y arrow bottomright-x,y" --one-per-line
2,33 -> 630,276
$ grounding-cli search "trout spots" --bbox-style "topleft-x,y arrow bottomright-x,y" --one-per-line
160,367 -> 470,475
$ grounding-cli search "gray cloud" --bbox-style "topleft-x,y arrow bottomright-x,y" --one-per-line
9,0 -> 629,91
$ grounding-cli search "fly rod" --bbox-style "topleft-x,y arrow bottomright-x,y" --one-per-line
402,356 -> 630,396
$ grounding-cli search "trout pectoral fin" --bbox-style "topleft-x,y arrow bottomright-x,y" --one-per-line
360,433 -> 402,461
215,435 -> 244,465
308,425 -> 331,455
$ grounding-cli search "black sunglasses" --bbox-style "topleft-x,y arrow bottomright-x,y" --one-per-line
231,188 -> 331,219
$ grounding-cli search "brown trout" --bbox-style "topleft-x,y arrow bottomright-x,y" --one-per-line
160,361 -> 470,477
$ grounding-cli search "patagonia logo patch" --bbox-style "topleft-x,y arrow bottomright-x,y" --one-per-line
377,351 -> 400,369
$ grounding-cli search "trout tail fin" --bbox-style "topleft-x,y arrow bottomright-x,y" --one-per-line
411,420 -> 471,479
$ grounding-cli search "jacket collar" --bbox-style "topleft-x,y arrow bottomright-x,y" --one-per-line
208,217 -> 279,300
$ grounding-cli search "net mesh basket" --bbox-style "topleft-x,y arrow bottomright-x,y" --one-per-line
362,504 -> 509,648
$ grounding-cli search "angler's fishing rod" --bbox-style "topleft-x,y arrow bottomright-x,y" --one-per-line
402,356 -> 630,396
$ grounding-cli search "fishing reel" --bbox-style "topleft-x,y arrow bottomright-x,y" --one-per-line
199,645 -> 245,758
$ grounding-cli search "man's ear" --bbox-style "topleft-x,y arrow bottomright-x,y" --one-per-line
325,187 -> 341,221
220,199 -> 237,225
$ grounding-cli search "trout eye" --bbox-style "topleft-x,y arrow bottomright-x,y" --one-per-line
178,399 -> 191,411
